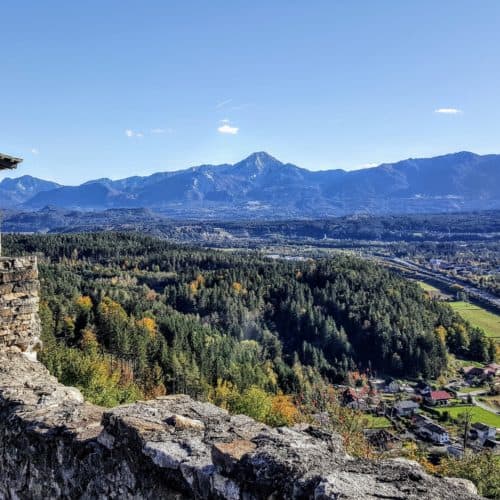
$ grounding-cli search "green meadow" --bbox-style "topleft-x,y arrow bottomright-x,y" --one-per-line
417,281 -> 441,293
449,301 -> 500,341
433,405 -> 500,428
362,415 -> 392,429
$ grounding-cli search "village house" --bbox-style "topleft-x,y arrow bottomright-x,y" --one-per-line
462,366 -> 484,381
383,380 -> 401,393
412,413 -> 433,428
400,383 -> 415,395
483,438 -> 500,454
418,422 -> 450,445
415,381 -> 432,396
393,400 -> 419,417
341,384 -> 380,411
425,390 -> 452,406
341,387 -> 369,410
469,422 -> 497,444
368,378 -> 385,391
364,429 -> 401,452
462,364 -> 500,381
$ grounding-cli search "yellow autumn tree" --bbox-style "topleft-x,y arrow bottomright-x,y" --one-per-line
209,379 -> 239,410
75,295 -> 93,312
81,327 -> 99,354
188,274 -> 205,295
434,325 -> 447,344
267,394 -> 299,426
136,317 -> 158,338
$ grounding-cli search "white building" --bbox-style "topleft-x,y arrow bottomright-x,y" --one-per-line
470,423 -> 497,443
419,422 -> 450,444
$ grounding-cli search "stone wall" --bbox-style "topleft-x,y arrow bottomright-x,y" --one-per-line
0,257 -> 483,499
0,257 -> 41,358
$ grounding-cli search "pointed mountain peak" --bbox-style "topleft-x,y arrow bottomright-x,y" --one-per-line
233,152 -> 283,171
448,151 -> 478,158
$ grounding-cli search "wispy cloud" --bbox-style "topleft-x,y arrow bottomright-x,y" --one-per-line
126,127 -> 173,138
435,108 -> 462,114
217,120 -> 239,135
31,148 -> 39,155
125,129 -> 144,138
216,98 -> 233,109
361,162 -> 378,168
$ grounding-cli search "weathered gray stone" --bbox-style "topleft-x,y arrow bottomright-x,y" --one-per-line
212,439 -> 257,475
166,413 -> 206,432
0,350 -> 483,499
0,257 -> 41,357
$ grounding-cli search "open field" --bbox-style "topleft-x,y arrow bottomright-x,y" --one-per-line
416,281 -> 440,293
362,415 -> 393,429
415,280 -> 452,299
433,405 -> 500,428
449,301 -> 500,340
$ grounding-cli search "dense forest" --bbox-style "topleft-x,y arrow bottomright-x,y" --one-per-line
4,233 -> 495,410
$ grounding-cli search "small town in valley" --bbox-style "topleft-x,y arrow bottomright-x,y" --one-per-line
339,361 -> 500,457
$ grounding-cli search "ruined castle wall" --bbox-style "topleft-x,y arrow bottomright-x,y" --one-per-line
0,257 -> 482,499
0,257 -> 41,357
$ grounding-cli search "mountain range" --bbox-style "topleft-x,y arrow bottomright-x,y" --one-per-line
1,151 -> 500,218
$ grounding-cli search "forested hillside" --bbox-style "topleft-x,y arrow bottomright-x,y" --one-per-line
4,233 -> 495,410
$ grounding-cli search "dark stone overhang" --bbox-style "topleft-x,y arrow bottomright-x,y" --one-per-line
0,153 -> 23,170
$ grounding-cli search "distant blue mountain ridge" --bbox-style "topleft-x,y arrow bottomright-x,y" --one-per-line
1,151 -> 500,217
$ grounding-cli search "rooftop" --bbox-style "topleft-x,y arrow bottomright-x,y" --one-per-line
424,422 -> 448,434
394,400 -> 419,409
0,153 -> 22,170
429,390 -> 452,400
472,422 -> 493,432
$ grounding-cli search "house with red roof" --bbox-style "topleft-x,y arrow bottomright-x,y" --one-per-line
425,390 -> 452,406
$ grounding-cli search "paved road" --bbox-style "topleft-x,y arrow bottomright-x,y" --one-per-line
379,256 -> 500,312
471,395 -> 500,417
456,389 -> 488,397
456,390 -> 500,414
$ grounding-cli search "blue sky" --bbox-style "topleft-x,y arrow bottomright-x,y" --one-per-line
1,1 -> 499,184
